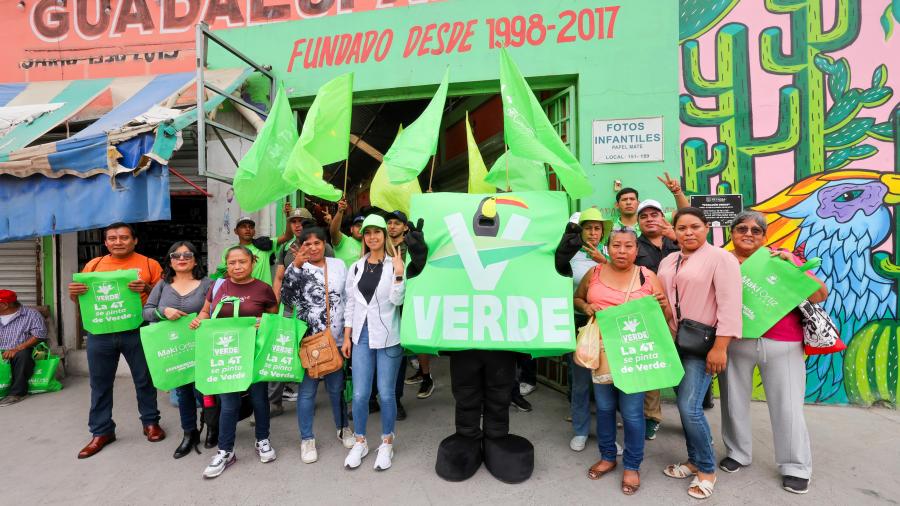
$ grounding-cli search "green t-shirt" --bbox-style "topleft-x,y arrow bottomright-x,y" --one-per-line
214,243 -> 275,285
612,211 -> 674,237
334,236 -> 362,268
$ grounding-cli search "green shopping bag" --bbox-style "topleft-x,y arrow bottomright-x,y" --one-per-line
253,305 -> 307,383
595,296 -> 684,395
194,297 -> 257,395
740,249 -> 821,338
0,359 -> 11,397
73,270 -> 144,334
140,314 -> 198,390
28,343 -> 63,394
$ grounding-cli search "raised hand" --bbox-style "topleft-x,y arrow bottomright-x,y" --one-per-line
657,171 -> 682,195
404,218 -> 428,279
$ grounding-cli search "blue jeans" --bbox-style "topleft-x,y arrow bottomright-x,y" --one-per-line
569,354 -> 593,437
351,325 -> 403,438
86,329 -> 160,436
676,357 -> 716,473
298,368 -> 348,440
175,383 -> 202,432
594,384 -> 646,471
218,382 -> 270,452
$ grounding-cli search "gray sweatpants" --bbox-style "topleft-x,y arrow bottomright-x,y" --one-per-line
719,338 -> 812,479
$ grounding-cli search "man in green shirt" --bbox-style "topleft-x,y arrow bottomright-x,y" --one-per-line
612,174 -> 690,235
328,199 -> 363,268
214,216 -> 288,285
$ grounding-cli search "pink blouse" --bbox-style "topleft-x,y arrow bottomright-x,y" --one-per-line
657,242 -> 742,338
586,265 -> 655,310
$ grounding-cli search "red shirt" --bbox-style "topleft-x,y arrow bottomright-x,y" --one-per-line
205,278 -> 276,318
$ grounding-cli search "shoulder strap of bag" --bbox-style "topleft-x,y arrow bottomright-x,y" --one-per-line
87,255 -> 109,273
674,254 -> 683,321
323,260 -> 331,329
211,295 -> 241,319
623,266 -> 640,303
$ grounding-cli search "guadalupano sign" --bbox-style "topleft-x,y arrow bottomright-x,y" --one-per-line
401,191 -> 575,357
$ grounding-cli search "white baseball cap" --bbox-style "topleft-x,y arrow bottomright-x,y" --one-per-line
637,199 -> 664,215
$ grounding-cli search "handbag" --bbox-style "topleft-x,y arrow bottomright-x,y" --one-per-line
591,266 -> 640,384
298,261 -> 343,378
673,255 -> 717,358
797,300 -> 839,348
804,337 -> 846,356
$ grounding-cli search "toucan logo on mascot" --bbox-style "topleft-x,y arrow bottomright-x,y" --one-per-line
402,191 -> 582,483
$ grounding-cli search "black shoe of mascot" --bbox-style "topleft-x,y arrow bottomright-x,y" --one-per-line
406,219 -> 580,483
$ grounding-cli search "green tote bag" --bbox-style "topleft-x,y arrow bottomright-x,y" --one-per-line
73,270 -> 144,334
140,314 -> 198,390
253,305 -> 307,383
740,249 -> 821,338
194,297 -> 257,395
27,343 -> 63,394
595,296 -> 684,395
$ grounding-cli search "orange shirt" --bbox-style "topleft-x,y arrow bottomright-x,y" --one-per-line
82,253 -> 163,304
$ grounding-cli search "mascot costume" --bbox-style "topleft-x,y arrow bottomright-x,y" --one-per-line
404,197 -> 582,484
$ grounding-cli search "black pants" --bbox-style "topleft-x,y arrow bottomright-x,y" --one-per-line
516,355 -> 537,387
8,348 -> 34,397
450,350 -> 517,439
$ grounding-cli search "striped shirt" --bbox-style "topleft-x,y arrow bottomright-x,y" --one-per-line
0,306 -> 48,349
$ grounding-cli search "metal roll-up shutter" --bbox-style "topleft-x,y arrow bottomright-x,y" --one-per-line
0,239 -> 40,305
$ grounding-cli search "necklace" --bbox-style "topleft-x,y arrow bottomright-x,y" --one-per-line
365,262 -> 380,273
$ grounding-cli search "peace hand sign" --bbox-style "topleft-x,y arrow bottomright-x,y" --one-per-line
657,171 -> 683,195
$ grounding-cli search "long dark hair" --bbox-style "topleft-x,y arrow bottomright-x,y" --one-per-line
298,227 -> 328,245
672,207 -> 709,227
163,241 -> 205,283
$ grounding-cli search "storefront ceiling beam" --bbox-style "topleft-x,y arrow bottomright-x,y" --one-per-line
348,134 -> 383,163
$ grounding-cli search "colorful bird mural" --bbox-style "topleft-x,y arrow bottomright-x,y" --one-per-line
752,169 -> 900,403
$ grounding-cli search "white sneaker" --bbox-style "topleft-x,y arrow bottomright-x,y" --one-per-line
616,442 -> 624,456
570,435 -> 588,452
256,439 -> 276,463
300,438 -> 317,463
203,450 -> 235,479
338,427 -> 355,449
374,441 -> 394,471
344,440 -> 369,469
519,382 -> 536,396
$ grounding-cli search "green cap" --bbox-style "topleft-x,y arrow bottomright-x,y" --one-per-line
578,207 -> 613,244
361,214 -> 387,232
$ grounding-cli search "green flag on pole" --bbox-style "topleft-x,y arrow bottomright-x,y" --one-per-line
371,159 -> 422,215
466,112 -> 495,194
499,47 -> 591,199
283,73 -> 353,202
485,151 -> 549,192
386,68 -> 450,184
233,82 -> 297,212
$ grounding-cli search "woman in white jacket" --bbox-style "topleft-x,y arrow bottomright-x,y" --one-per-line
341,214 -> 405,471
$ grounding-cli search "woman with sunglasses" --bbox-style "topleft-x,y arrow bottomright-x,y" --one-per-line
718,211 -> 827,495
656,208 -> 742,500
143,242 -> 212,458
341,215 -> 405,471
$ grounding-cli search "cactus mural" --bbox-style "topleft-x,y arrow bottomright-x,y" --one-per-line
680,1 -> 900,406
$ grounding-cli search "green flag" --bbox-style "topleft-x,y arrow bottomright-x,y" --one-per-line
233,82 -> 297,212
485,151 -> 549,192
466,112 -> 495,194
499,48 -> 591,199
371,158 -> 422,215
386,68 -> 450,184
283,73 -> 353,201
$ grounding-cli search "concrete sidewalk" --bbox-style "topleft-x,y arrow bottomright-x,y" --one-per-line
2,360 -> 898,505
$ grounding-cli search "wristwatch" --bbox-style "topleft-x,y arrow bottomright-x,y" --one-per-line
395,275 -> 403,282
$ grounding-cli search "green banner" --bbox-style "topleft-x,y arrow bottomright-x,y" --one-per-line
595,296 -> 684,395
401,191 -> 574,357
253,309 -> 307,383
194,298 -> 257,395
73,270 -> 144,335
740,249 -> 821,338
140,315 -> 198,391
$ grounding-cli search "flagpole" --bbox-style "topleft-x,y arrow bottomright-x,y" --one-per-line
342,159 -> 349,195
504,144 -> 511,192
427,155 -> 436,193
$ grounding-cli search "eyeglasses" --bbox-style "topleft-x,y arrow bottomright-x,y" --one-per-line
733,225 -> 765,236
170,252 -> 195,260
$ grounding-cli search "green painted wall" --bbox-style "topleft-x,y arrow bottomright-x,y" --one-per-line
209,0 -> 679,211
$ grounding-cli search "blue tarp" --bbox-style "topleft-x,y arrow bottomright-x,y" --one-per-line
0,133 -> 170,242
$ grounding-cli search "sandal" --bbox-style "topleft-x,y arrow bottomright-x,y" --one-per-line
587,460 -> 617,480
687,476 -> 716,499
621,471 -> 640,495
663,462 -> 696,479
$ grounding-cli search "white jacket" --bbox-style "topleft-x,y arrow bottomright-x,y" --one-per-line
343,253 -> 405,349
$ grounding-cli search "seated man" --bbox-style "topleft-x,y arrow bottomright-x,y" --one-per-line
0,289 -> 48,407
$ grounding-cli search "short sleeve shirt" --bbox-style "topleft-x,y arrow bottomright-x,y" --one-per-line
334,236 -> 362,268
82,253 -> 163,304
206,278 -> 276,318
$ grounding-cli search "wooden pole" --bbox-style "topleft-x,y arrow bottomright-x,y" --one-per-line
342,158 -> 349,195
427,155 -> 436,193
504,144 -> 511,192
